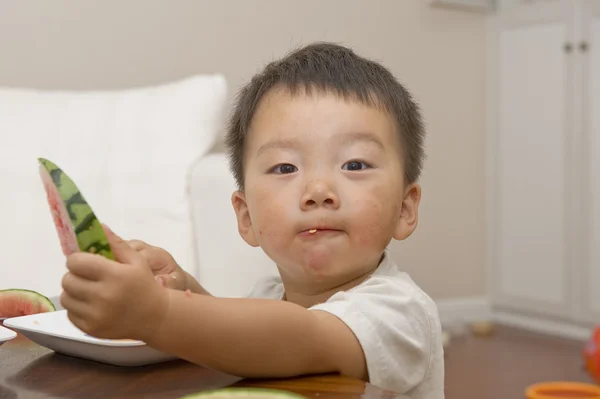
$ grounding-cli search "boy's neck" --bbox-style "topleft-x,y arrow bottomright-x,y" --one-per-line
280,253 -> 385,308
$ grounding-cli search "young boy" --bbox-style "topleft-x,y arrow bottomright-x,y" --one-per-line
59,42 -> 444,398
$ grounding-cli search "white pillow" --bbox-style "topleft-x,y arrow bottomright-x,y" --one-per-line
0,75 -> 227,298
189,153 -> 277,298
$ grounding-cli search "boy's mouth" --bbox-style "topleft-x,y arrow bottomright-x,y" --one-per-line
299,228 -> 342,237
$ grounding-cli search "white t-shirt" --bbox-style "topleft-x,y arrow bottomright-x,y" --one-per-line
246,250 -> 445,399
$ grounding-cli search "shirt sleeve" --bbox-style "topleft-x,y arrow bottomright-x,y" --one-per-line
308,275 -> 437,395
244,275 -> 285,300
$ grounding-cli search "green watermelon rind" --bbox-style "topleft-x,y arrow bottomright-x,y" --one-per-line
38,158 -> 114,260
178,388 -> 308,399
0,289 -> 56,317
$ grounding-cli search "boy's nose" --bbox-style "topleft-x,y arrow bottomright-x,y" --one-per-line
300,179 -> 340,210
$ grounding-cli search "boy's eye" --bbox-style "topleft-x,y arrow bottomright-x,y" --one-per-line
271,163 -> 298,174
342,160 -> 370,171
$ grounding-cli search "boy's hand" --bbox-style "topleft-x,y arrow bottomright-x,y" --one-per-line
60,227 -> 170,342
126,239 -> 187,291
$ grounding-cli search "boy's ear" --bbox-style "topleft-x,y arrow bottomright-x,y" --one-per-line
393,183 -> 422,241
231,190 -> 260,247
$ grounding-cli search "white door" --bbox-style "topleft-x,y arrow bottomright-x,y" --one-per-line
490,0 -> 577,318
580,0 -> 600,323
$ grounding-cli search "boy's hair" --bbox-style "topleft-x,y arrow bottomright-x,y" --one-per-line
225,42 -> 425,190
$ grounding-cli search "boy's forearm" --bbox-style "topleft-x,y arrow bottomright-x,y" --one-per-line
142,290 -> 335,378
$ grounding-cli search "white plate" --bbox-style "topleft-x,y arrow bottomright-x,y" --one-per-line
3,310 -> 177,366
0,325 -> 17,345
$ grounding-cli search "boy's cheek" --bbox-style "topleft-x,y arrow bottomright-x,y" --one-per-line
351,198 -> 396,247
253,205 -> 290,244
250,186 -> 294,229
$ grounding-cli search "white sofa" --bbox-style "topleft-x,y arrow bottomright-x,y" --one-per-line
189,153 -> 277,298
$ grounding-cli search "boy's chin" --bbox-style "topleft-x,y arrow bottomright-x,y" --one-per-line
276,244 -> 378,275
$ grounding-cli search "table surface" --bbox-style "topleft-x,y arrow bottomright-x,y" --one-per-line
0,333 -> 406,399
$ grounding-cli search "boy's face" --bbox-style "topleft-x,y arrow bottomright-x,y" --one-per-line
232,88 -> 421,289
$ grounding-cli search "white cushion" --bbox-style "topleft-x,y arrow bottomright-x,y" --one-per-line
189,153 -> 277,298
0,75 -> 228,298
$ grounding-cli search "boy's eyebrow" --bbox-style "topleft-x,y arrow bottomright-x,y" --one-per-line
256,139 -> 300,156
256,132 -> 385,156
339,131 -> 386,150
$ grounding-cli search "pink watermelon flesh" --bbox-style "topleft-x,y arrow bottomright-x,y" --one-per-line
0,290 -> 55,318
40,166 -> 79,256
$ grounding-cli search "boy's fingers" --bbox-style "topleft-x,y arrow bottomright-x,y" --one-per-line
60,291 -> 90,318
62,272 -> 96,301
66,253 -> 106,281
155,274 -> 182,290
66,309 -> 91,335
102,225 -> 144,266
127,239 -> 149,252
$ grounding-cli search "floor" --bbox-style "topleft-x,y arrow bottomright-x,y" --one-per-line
444,324 -> 596,399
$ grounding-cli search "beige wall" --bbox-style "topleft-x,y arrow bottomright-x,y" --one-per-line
0,0 -> 487,300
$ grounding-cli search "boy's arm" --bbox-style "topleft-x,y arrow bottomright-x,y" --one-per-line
142,289 -> 368,380
183,271 -> 212,296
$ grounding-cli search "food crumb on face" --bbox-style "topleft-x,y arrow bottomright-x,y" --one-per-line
185,289 -> 192,297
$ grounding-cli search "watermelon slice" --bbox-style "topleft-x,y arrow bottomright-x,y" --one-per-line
0,289 -> 55,319
178,388 -> 307,399
38,158 -> 114,260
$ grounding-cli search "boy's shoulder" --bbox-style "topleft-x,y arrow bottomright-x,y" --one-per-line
308,251 -> 441,341
312,253 -> 444,398
246,252 -> 444,398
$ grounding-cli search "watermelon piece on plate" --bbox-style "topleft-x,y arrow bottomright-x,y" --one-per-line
178,388 -> 308,399
38,158 -> 114,260
0,289 -> 56,319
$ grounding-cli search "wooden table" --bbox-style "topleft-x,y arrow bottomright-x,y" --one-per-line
0,333 -> 406,399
